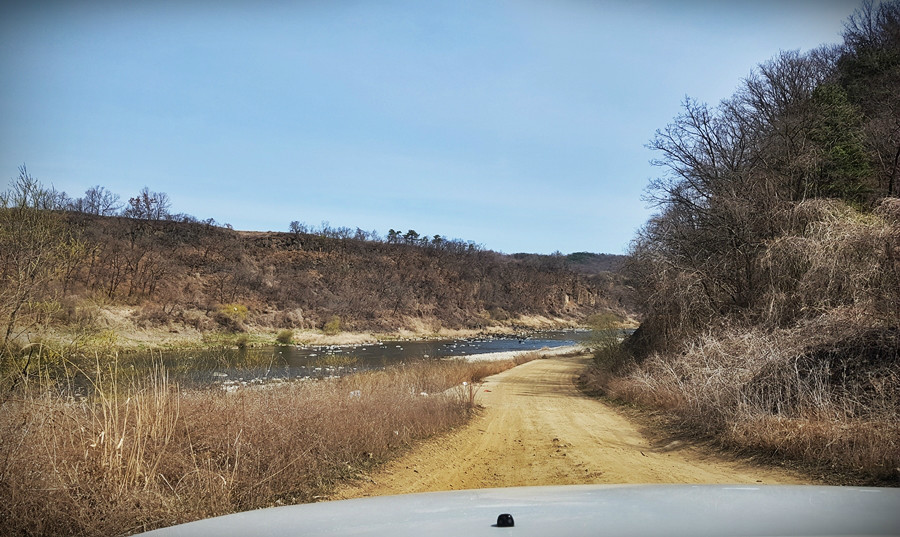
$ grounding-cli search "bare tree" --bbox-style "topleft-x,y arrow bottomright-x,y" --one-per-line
2,165 -> 70,210
122,187 -> 171,220
80,185 -> 122,216
0,167 -> 80,348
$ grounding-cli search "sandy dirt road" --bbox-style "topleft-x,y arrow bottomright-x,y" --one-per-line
332,354 -> 809,499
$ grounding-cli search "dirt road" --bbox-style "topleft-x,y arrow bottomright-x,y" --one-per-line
332,354 -> 809,499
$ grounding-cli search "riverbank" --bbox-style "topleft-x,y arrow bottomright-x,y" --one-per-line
0,347 -> 552,536
458,344 -> 581,362
22,304 -> 612,354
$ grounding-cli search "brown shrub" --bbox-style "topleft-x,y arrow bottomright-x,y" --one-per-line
604,320 -> 900,483
758,199 -> 899,327
275,329 -> 293,344
874,197 -> 900,224
212,311 -> 245,332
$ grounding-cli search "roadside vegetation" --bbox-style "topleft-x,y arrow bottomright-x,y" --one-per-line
0,349 -> 542,536
584,2 -> 900,485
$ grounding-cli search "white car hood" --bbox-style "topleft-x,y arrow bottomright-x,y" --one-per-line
137,484 -> 900,536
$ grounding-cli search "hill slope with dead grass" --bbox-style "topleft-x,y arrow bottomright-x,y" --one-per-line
0,208 -> 630,350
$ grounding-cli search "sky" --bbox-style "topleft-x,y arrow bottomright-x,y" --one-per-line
0,0 -> 863,254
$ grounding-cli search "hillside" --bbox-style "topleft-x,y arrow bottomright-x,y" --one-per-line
586,2 -> 900,485
0,207 -> 630,349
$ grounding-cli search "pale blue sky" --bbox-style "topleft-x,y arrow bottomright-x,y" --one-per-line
1,1 -> 860,254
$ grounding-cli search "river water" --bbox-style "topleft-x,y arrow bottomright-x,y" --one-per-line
125,330 -> 594,389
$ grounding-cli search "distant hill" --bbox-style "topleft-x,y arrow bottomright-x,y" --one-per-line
510,252 -> 628,274
565,252 -> 627,273
1,209 -> 634,343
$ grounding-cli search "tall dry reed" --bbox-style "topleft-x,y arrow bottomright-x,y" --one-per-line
0,352 -> 537,536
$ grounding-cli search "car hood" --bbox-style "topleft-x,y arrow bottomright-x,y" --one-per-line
136,484 -> 900,536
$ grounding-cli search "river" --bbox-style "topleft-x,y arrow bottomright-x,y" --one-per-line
123,330 -> 594,389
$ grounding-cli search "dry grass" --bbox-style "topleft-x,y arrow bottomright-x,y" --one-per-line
597,198 -> 900,485
758,198 -> 900,327
593,321 -> 900,484
0,352 -> 537,536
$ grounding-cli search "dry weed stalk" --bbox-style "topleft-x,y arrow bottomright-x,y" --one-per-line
606,324 -> 899,482
0,352 -> 535,535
